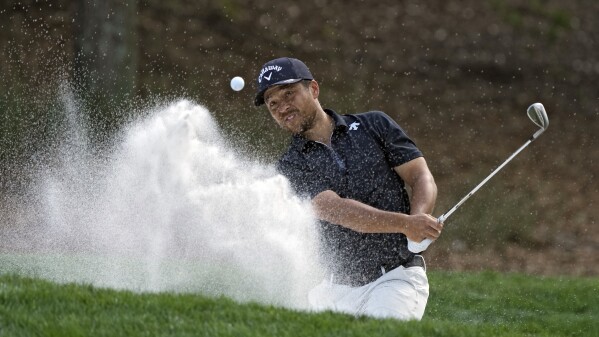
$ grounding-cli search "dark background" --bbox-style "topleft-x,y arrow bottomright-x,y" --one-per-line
1,0 -> 597,276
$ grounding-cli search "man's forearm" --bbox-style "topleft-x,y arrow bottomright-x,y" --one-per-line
312,190 -> 442,241
393,157 -> 437,215
312,190 -> 409,233
409,173 -> 437,215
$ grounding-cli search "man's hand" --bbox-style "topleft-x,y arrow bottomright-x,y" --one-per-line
401,213 -> 443,243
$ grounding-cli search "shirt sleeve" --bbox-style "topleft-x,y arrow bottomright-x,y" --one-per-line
366,111 -> 423,167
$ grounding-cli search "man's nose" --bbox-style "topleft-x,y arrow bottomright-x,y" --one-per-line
276,101 -> 290,116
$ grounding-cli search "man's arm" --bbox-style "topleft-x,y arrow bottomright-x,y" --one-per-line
312,190 -> 442,242
394,157 -> 437,215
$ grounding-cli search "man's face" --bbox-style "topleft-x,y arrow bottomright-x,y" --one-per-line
264,81 -> 318,135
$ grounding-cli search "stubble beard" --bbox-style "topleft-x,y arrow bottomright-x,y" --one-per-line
280,109 -> 316,137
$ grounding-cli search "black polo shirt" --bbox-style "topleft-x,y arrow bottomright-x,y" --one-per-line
277,109 -> 424,286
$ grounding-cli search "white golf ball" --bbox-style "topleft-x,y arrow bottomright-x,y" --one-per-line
230,76 -> 245,91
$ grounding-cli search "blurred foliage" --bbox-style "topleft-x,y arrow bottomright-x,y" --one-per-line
0,0 -> 598,267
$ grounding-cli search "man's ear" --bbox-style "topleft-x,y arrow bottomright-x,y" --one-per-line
309,80 -> 319,99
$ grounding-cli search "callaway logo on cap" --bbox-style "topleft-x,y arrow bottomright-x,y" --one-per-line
254,57 -> 314,106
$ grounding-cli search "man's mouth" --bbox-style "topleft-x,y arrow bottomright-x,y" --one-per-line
284,112 -> 296,123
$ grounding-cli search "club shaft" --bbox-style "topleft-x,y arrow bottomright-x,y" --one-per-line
409,104 -> 548,253
408,136 -> 538,253
438,138 -> 534,223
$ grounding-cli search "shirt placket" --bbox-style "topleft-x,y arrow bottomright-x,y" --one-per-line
329,134 -> 349,194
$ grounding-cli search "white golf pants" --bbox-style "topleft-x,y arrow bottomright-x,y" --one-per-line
308,264 -> 429,320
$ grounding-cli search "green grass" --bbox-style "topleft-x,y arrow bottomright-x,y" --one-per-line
1,271 -> 597,337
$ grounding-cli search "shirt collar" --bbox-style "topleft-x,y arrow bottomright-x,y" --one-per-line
289,109 -> 347,152
325,108 -> 348,132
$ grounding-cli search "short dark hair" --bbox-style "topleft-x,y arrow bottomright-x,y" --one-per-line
301,79 -> 312,88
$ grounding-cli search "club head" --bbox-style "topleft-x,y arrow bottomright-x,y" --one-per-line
527,103 -> 549,139
527,103 -> 549,130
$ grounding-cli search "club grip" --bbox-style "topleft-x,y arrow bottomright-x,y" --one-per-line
407,238 -> 433,253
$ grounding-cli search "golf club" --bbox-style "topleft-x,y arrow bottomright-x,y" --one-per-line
408,103 -> 549,253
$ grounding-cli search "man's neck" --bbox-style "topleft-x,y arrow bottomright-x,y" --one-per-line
303,109 -> 334,146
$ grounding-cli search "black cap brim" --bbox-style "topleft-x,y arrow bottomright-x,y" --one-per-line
254,78 -> 304,106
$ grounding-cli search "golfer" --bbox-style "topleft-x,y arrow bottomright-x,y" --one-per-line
255,57 -> 442,320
